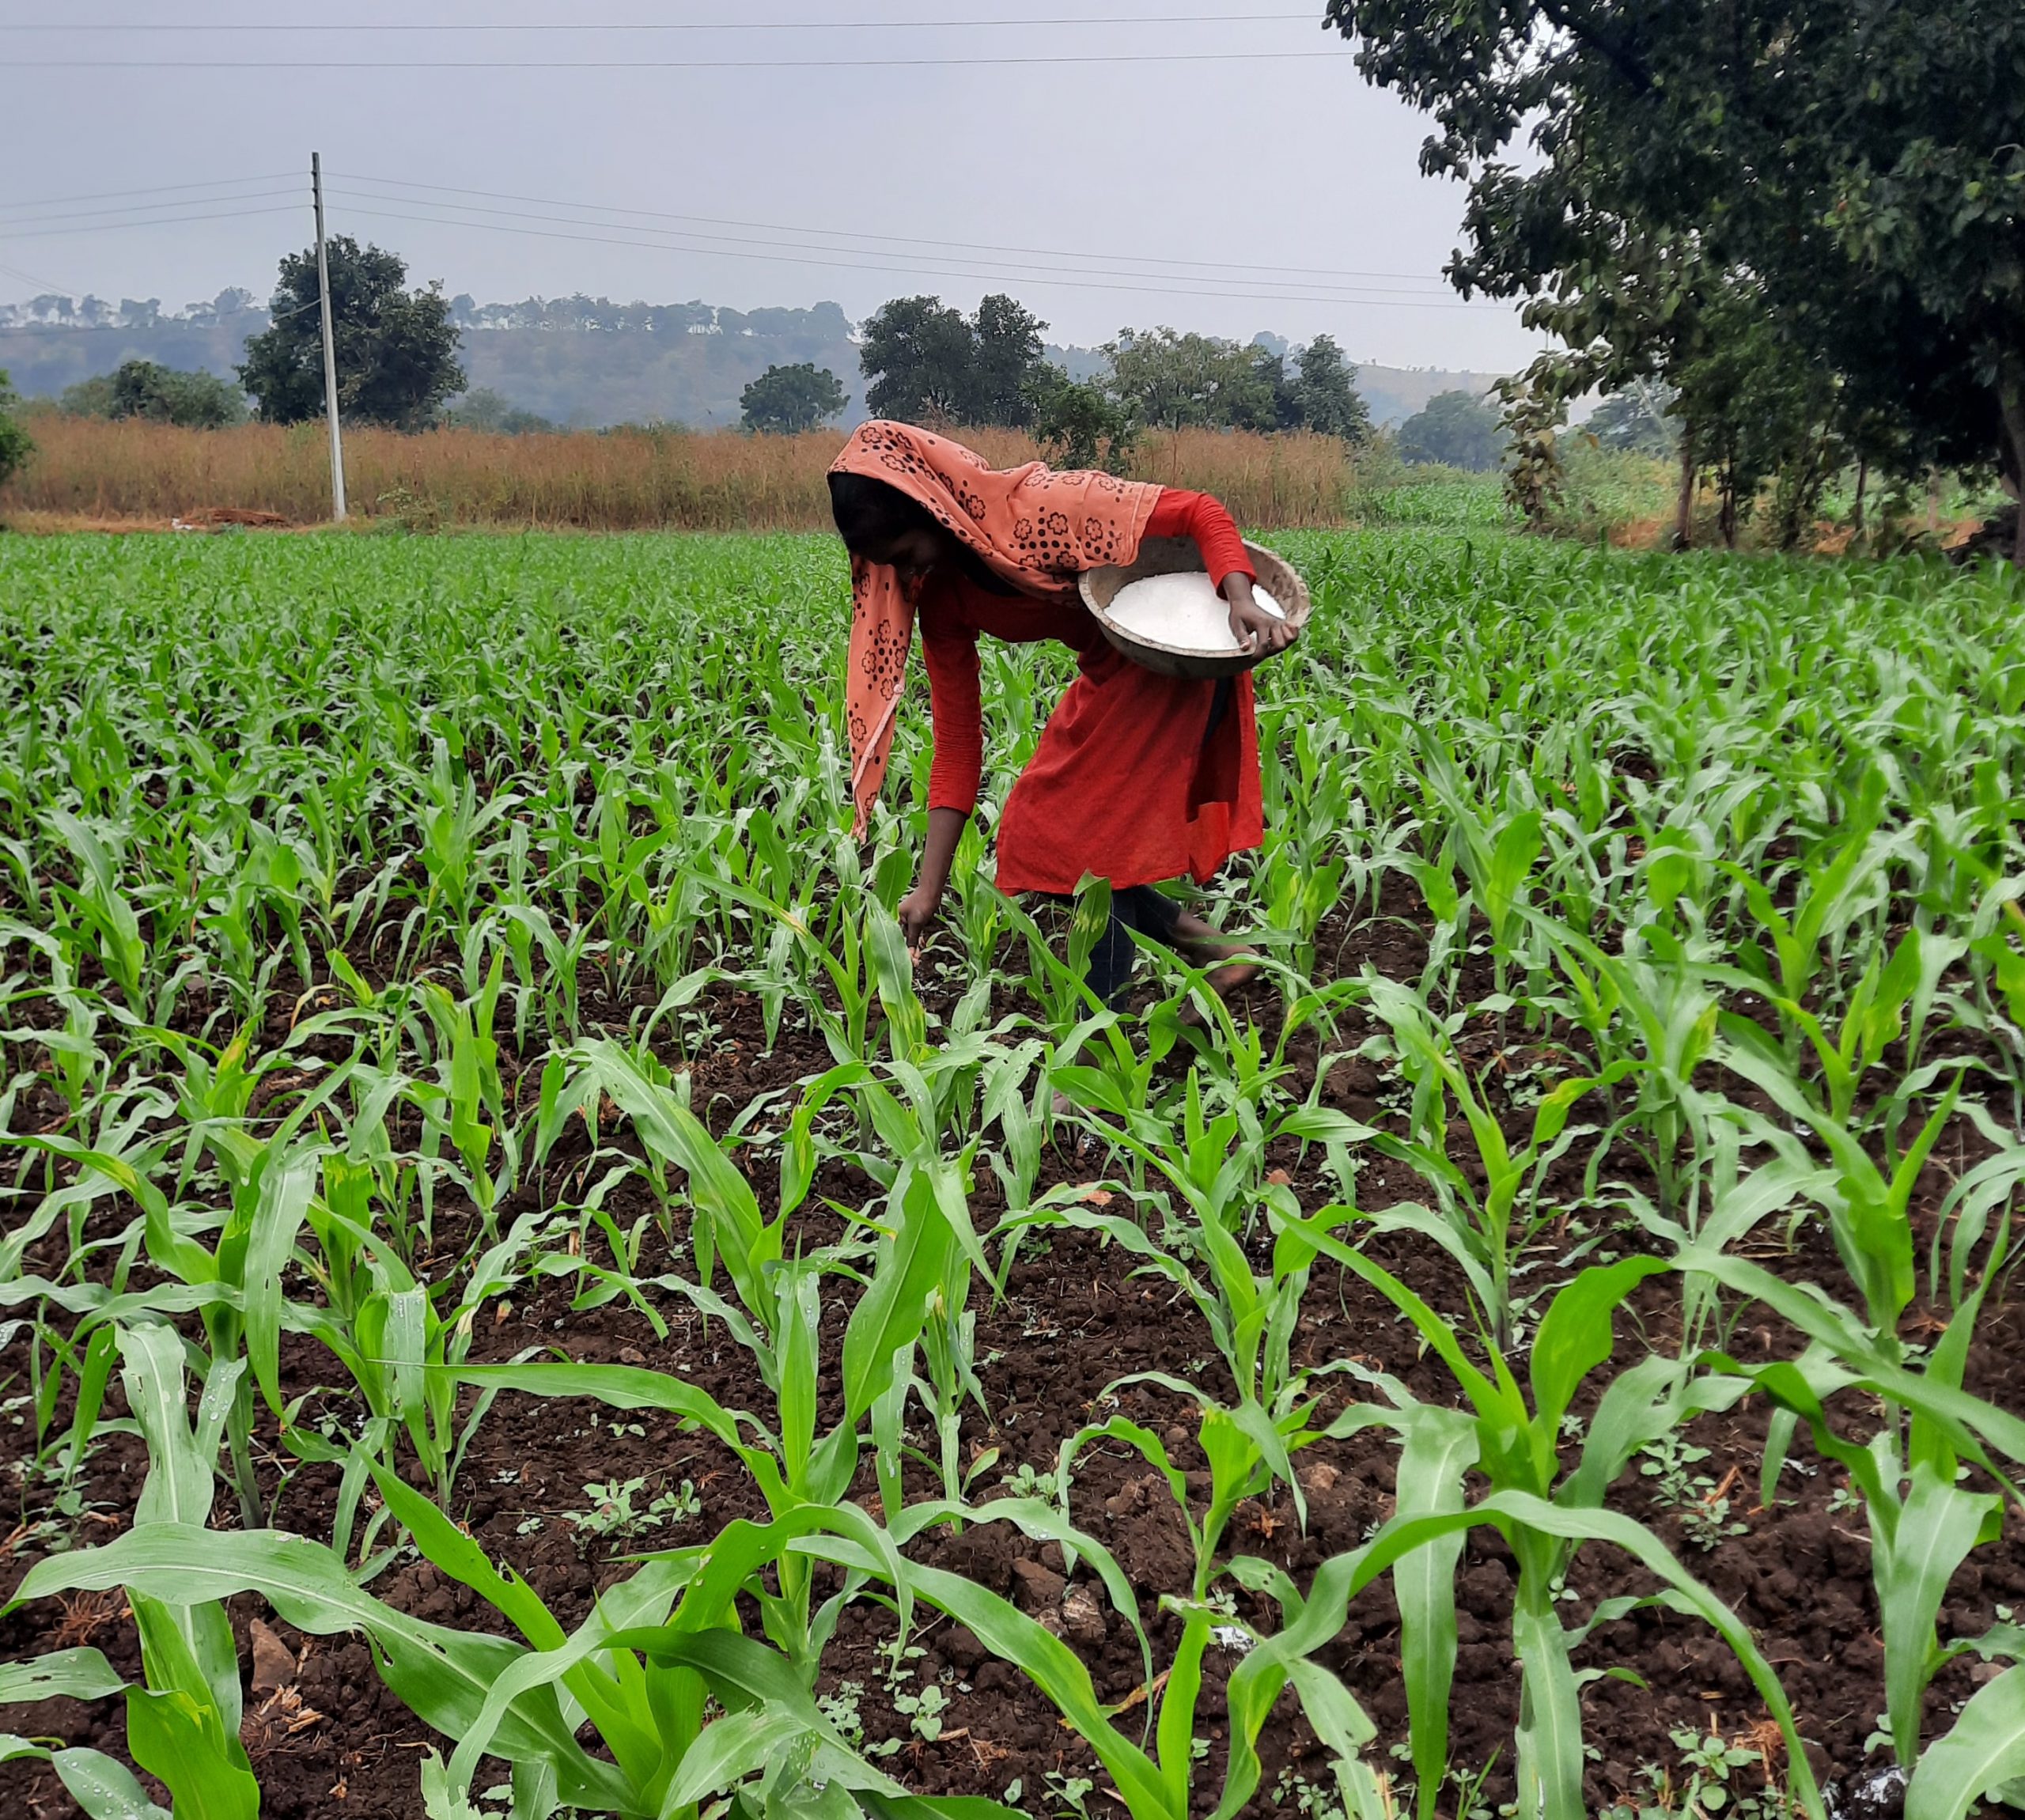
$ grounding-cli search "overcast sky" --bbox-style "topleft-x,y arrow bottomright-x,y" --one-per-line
0,2 -> 1544,369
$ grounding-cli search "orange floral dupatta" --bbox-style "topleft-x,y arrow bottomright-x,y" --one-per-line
831,421 -> 1163,837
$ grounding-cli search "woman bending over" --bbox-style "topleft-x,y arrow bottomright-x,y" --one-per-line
830,420 -> 1294,1008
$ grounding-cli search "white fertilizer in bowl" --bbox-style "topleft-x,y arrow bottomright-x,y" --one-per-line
1105,571 -> 1283,653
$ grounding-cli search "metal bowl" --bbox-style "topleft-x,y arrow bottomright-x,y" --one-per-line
1079,538 -> 1313,679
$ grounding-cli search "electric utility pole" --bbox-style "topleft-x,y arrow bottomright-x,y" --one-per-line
312,153 -> 346,522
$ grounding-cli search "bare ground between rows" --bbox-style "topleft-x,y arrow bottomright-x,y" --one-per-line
0,890 -> 2019,1818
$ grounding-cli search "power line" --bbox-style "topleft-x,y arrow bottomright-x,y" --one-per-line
4,11 -> 1319,28
343,172 -> 1454,289
14,47 -> 1345,70
0,203 -> 304,240
327,199 -> 1497,310
330,184 -> 1452,303
0,187 -> 301,228
0,173 -> 297,214
0,259 -> 94,299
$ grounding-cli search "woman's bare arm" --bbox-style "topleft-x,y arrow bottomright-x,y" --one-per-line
899,806 -> 967,947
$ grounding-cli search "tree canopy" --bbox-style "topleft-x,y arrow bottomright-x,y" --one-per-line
442,388 -> 559,435
858,294 -> 1050,427
238,237 -> 464,431
1293,335 -> 1373,444
61,360 -> 247,429
1325,0 -> 2025,547
1102,327 -> 1372,441
739,363 -> 847,435
1397,390 -> 1505,471
0,369 -> 32,491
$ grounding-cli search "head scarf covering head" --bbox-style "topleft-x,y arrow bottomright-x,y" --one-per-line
831,420 -> 1162,836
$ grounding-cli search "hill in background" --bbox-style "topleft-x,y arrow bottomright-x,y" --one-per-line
1,291 -> 1504,429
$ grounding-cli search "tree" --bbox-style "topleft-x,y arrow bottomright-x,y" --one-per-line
1585,385 -> 1677,458
738,363 -> 847,434
1323,0 -> 2025,554
1103,327 -> 1276,430
1025,367 -> 1137,474
1293,335 -> 1372,444
238,236 -> 465,430
0,369 -> 32,491
65,360 -> 247,428
1240,345 -> 1304,432
858,294 -> 1050,426
444,387 -> 561,435
57,375 -> 116,418
1397,390 -> 1505,471
860,296 -> 978,423
971,295 -> 1047,429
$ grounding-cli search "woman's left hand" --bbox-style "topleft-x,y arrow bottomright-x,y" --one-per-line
1223,573 -> 1298,655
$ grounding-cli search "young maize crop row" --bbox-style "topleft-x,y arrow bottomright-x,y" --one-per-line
0,529 -> 2021,1820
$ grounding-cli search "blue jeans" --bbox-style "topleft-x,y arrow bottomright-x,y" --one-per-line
1048,885 -> 1183,1007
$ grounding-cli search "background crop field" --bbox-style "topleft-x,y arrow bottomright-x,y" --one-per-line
1,528 -> 2023,1820
0,421 -> 1374,532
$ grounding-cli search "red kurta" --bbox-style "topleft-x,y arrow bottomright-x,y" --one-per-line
916,489 -> 1265,895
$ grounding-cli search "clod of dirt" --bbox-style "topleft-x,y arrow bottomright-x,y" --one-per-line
1104,1474 -> 1161,1518
171,508 -> 290,532
1009,1558 -> 1067,1630
1061,1584 -> 1107,1648
1830,1764 -> 1908,1820
942,1625 -> 986,1670
248,1619 -> 297,1697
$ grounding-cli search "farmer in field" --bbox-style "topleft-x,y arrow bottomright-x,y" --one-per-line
828,419 -> 1293,1011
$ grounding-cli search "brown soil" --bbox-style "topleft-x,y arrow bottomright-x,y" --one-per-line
0,884 -> 2015,1820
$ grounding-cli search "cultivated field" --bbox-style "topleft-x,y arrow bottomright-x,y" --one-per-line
1,530 -> 2023,1820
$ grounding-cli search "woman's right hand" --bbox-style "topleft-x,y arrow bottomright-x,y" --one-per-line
898,882 -> 942,950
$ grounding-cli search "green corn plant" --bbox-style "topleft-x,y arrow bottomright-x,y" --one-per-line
1724,923 -> 1967,1145
1443,793 -> 1546,1017
1257,830 -> 1350,979
285,1206 -> 541,1546
687,868 -> 886,1068
1356,972 -> 1633,1349
440,1151 -> 975,1670
0,1647 -> 176,1820
1719,785 -> 1891,1061
1020,1178 -> 1355,1593
946,814 -> 1009,985
15,1500 -> 994,1820
1682,1235 -> 2025,1820
44,808 -> 150,1009
411,735 -> 520,954
1268,1222 -> 1825,1820
1717,1038 -> 1966,1356
99,1322 -> 260,1818
6,1120 -> 326,1527
493,901 -> 601,1046
801,1500 -> 1393,1820
1524,908 -> 1720,1225
411,957 -> 517,1239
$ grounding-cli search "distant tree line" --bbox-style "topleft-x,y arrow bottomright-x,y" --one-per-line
736,292 -> 1377,465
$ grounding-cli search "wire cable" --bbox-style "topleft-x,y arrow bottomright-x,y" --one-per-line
341,171 -> 1455,289
329,184 -> 1453,304
13,48 -> 1346,70
0,172 -> 298,214
327,199 -> 1498,309
0,204 -> 305,241
0,187 -> 302,228
5,12 -> 1319,29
